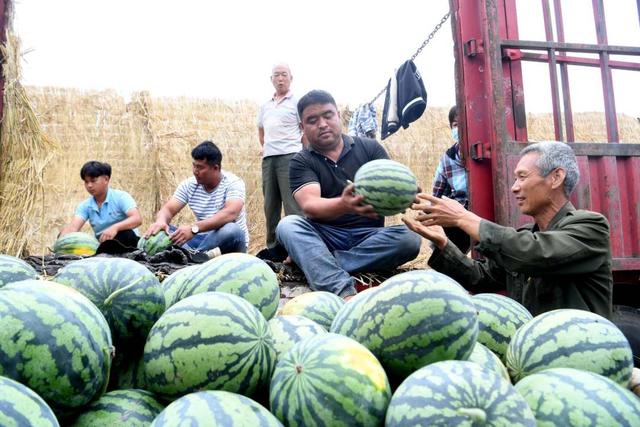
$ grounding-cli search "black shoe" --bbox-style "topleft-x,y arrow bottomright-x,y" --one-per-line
256,244 -> 288,262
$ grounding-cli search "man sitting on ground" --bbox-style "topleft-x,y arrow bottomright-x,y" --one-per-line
276,90 -> 422,299
60,160 -> 142,253
145,140 -> 249,257
404,141 -> 613,318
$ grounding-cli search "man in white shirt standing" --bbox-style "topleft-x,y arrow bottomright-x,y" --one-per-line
145,140 -> 249,256
256,63 -> 303,261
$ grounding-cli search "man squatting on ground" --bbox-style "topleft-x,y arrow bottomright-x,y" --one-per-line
276,90 -> 422,299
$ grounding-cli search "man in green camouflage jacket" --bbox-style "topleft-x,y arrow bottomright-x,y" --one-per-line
404,141 -> 612,318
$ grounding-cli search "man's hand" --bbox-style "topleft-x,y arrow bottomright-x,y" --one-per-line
341,183 -> 379,219
99,225 -> 119,243
411,193 -> 469,227
170,225 -> 194,246
402,215 -> 448,249
145,222 -> 169,238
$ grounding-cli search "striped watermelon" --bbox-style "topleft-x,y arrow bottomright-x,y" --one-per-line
53,257 -> 165,346
268,315 -> 327,361
330,287 -> 377,338
0,280 -> 112,413
353,270 -> 478,382
0,254 -> 38,288
144,291 -> 276,400
161,264 -> 200,306
353,159 -> 418,216
71,389 -> 164,427
108,351 -> 146,391
53,232 -> 99,256
280,291 -> 344,330
506,309 -> 634,385
468,342 -> 510,381
0,375 -> 59,427
515,368 -> 640,426
137,231 -> 172,256
386,361 -> 536,426
472,293 -> 533,362
151,390 -> 282,427
165,253 -> 279,320
270,333 -> 391,427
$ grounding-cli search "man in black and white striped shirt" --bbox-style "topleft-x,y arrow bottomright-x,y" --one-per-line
145,141 -> 248,255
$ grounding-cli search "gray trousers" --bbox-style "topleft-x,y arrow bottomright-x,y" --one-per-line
262,153 -> 301,248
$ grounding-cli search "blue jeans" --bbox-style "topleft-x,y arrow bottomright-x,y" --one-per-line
276,215 -> 421,297
169,222 -> 247,254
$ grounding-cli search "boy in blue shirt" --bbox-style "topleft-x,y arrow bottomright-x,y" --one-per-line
59,161 -> 142,253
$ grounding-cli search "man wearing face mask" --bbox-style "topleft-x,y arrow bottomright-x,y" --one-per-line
431,105 -> 471,253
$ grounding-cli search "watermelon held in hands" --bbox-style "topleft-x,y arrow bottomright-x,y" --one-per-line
144,291 -> 276,400
506,309 -> 634,386
137,230 -> 172,256
0,280 -> 113,415
0,254 -> 38,288
270,333 -> 391,427
151,390 -> 283,427
353,159 -> 418,216
0,375 -> 60,427
53,232 -> 99,256
515,368 -> 640,426
71,389 -> 164,427
385,361 -> 536,427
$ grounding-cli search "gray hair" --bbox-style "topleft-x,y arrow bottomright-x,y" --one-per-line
520,141 -> 580,197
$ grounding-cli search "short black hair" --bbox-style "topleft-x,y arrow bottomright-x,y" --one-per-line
448,105 -> 458,128
191,140 -> 222,166
297,90 -> 337,118
80,161 -> 111,179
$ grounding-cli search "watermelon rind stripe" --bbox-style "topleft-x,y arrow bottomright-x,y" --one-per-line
0,375 -> 59,427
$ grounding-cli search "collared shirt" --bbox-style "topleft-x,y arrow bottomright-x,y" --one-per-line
289,135 -> 388,228
257,91 -> 302,158
428,202 -> 613,318
75,188 -> 138,238
173,171 -> 249,245
432,142 -> 468,208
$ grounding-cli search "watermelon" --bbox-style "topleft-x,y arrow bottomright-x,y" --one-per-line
468,342 -> 510,381
52,232 -> 99,256
161,264 -> 200,307
108,351 -> 146,391
53,257 -> 165,346
151,390 -> 282,427
0,254 -> 39,288
353,159 -> 418,216
353,270 -> 478,382
330,287 -> 377,338
137,231 -> 172,256
515,368 -> 640,426
506,309 -> 634,385
71,389 -> 164,427
0,280 -> 112,413
280,291 -> 344,330
144,291 -> 276,400
165,253 -> 279,320
268,315 -> 327,361
0,375 -> 59,427
386,360 -> 536,426
270,333 -> 391,427
472,293 -> 533,362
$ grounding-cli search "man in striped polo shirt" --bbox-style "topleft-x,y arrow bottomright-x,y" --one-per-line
145,141 -> 249,255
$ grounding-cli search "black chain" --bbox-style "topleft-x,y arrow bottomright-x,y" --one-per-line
369,11 -> 451,105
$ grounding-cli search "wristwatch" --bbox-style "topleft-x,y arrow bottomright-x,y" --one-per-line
191,224 -> 200,235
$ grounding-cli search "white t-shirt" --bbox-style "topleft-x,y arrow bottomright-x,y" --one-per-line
173,171 -> 249,245
257,92 -> 303,158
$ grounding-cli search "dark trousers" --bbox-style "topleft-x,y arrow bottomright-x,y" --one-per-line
444,226 -> 471,254
262,153 -> 301,248
96,230 -> 140,254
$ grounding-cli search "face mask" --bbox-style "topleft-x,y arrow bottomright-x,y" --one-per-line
451,126 -> 459,143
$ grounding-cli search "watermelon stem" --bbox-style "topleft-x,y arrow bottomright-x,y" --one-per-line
103,277 -> 145,306
295,365 -> 303,374
457,408 -> 487,422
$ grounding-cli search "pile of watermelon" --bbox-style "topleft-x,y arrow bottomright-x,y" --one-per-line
1,250 -> 639,426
